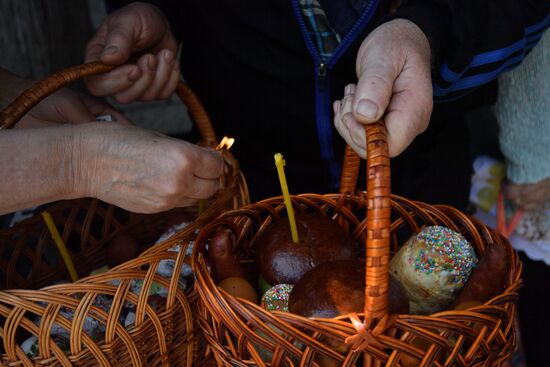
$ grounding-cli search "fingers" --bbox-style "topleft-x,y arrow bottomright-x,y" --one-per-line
342,19 -> 433,158
183,177 -> 221,200
141,49 -> 179,100
84,11 -> 136,65
353,46 -> 398,123
334,84 -> 367,158
83,2 -> 180,101
100,21 -> 136,65
86,51 -> 179,103
163,146 -> 223,206
113,54 -> 158,103
192,147 -> 225,180
85,64 -> 142,97
159,62 -> 181,99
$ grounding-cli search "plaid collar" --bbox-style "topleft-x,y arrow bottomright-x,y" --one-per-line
299,0 -> 341,60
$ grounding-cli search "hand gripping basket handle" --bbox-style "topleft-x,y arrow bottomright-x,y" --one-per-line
341,122 -> 391,324
0,61 -> 218,146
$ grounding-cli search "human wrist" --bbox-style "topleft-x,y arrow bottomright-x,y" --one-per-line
66,123 -> 109,200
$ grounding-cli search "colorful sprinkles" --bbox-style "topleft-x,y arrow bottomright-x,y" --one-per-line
261,284 -> 293,312
408,226 -> 477,286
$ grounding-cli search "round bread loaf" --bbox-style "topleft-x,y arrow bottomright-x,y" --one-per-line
288,259 -> 409,318
254,213 -> 357,285
390,226 -> 478,315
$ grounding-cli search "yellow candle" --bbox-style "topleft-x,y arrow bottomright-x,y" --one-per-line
274,153 -> 299,243
41,211 -> 79,282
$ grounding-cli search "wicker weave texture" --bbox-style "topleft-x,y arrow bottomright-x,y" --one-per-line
191,123 -> 521,367
0,62 -> 249,366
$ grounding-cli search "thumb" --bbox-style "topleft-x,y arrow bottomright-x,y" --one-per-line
85,21 -> 135,65
99,21 -> 136,65
353,49 -> 400,123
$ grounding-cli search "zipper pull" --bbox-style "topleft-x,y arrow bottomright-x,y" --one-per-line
318,62 -> 328,89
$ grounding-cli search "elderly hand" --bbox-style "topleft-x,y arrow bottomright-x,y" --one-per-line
73,123 -> 224,213
334,19 -> 433,158
84,2 -> 180,103
0,68 -> 130,128
18,88 -> 131,128
506,178 -> 550,211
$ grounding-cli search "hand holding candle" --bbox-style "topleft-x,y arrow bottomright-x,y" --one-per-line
274,153 -> 299,243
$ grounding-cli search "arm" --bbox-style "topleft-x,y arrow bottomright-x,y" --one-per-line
496,31 -> 550,210
0,125 -> 79,214
0,123 -> 224,215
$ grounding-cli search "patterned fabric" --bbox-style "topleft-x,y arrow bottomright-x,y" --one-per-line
299,0 -> 341,60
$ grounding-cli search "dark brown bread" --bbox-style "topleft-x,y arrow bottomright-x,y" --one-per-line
451,244 -> 510,306
254,213 -> 357,285
288,259 -> 409,318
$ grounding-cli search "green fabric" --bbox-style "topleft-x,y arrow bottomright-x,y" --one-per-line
494,31 -> 550,184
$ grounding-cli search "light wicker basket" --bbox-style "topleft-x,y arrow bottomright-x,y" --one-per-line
0,62 -> 249,366
191,122 -> 522,367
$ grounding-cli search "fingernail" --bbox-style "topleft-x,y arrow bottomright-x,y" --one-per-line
128,67 -> 141,81
163,50 -> 174,63
356,99 -> 379,120
333,101 -> 340,114
102,45 -> 118,57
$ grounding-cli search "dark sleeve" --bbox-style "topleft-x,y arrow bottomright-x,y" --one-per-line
105,0 -> 184,42
389,0 -> 550,101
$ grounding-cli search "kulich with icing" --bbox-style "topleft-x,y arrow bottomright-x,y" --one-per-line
390,226 -> 478,314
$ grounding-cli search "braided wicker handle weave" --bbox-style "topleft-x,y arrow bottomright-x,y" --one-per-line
0,61 -> 217,146
340,124 -> 391,323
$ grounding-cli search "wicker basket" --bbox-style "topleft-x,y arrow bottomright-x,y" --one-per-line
0,62 -> 249,366
191,122 -> 522,367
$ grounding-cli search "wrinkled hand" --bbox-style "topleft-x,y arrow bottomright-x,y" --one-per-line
18,87 -> 131,128
334,19 -> 433,158
72,123 -> 224,214
84,2 -> 179,103
506,178 -> 550,211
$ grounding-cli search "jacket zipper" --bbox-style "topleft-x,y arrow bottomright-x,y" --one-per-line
291,0 -> 379,189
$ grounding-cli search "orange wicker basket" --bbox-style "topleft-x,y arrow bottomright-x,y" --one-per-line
0,62 -> 249,366
191,122 -> 522,367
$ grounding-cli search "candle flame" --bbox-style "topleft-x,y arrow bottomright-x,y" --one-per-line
216,136 -> 235,150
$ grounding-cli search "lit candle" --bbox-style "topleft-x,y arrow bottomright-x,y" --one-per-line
41,211 -> 79,282
274,153 -> 299,243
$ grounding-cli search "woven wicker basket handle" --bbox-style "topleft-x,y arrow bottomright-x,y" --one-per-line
341,122 -> 391,321
0,61 -> 218,146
